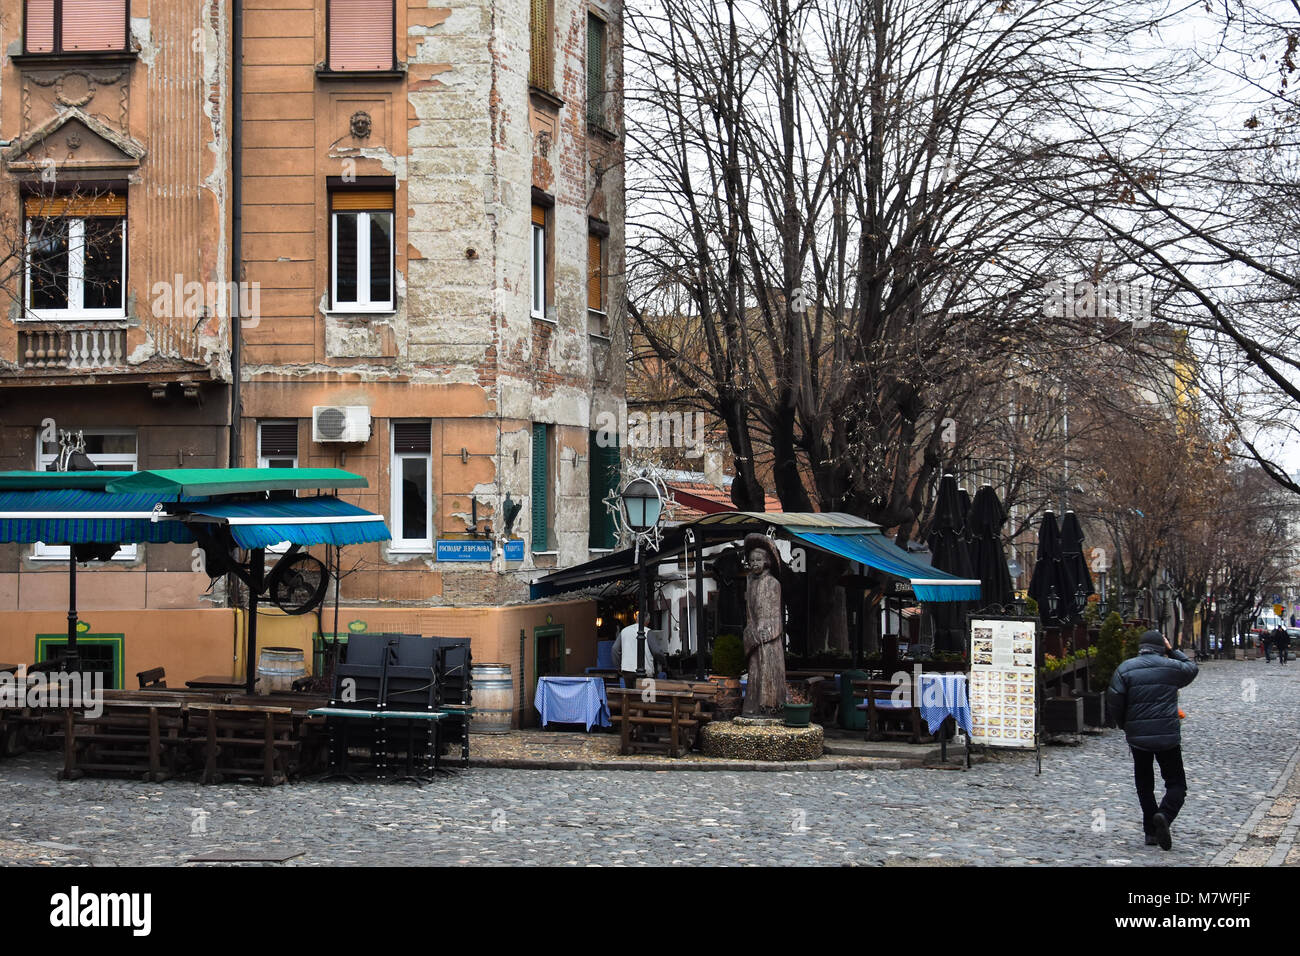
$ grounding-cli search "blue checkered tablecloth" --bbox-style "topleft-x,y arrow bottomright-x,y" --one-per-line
917,673 -> 972,735
534,676 -> 611,730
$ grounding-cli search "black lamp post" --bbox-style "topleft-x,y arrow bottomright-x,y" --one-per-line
620,477 -> 664,677
1047,585 -> 1059,622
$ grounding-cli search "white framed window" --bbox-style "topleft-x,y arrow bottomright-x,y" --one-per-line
34,429 -> 137,561
258,421 -> 299,554
390,420 -> 432,552
331,190 -> 394,312
24,194 -> 127,320
531,203 -> 547,319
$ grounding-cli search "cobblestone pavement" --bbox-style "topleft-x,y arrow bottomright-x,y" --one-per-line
0,659 -> 1294,866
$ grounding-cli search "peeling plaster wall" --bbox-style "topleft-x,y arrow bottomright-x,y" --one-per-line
235,0 -> 624,607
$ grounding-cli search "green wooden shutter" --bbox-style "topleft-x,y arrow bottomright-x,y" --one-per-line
531,423 -> 549,551
588,431 -> 620,549
586,14 -> 605,128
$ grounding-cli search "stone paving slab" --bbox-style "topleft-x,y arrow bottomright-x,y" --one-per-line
0,659 -> 1291,866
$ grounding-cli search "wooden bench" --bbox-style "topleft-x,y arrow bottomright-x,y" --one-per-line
853,679 -> 925,744
608,681 -> 717,757
187,703 -> 298,786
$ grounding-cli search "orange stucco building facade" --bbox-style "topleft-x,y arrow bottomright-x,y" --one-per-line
0,1 -> 625,725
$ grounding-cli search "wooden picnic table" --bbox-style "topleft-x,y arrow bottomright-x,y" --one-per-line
60,699 -> 187,782
187,701 -> 297,785
607,687 -> 710,758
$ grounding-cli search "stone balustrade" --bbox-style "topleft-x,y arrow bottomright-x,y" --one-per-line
19,327 -> 127,370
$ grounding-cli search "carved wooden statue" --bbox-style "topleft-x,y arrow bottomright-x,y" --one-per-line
742,534 -> 786,716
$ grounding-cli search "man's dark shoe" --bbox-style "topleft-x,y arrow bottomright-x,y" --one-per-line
1152,812 -> 1172,850
1145,832 -> 1158,846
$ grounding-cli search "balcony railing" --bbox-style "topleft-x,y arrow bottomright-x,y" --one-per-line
19,327 -> 127,370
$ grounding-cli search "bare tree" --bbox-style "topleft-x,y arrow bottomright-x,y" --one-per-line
625,0 -> 1189,644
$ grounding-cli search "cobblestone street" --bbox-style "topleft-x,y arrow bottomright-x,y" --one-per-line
0,659 -> 1295,866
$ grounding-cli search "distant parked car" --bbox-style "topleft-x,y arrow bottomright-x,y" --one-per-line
1286,627 -> 1300,647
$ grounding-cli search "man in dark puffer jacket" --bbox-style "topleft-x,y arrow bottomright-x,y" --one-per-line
1106,630 -> 1198,850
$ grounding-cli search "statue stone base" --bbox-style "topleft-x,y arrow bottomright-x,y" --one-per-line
700,720 -> 824,762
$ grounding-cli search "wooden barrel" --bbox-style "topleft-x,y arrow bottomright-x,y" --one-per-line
469,663 -> 513,734
257,646 -> 306,695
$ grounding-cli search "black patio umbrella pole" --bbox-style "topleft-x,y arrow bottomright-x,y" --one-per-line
66,553 -> 78,669
245,547 -> 266,695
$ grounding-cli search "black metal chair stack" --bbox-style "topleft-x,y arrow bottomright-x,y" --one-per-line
430,637 -> 472,767
323,634 -> 471,780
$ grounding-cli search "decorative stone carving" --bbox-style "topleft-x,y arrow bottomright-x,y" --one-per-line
350,110 -> 372,139
741,533 -> 787,717
23,69 -> 129,132
3,107 -> 146,173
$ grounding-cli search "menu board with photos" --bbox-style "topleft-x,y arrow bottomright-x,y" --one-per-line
968,617 -> 1037,749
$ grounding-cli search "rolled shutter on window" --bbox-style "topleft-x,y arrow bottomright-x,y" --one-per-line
259,423 -> 299,458
393,421 -> 431,454
587,234 -> 603,311
26,0 -> 55,53
529,0 -> 552,90
25,193 -> 126,218
331,190 -> 395,212
61,0 -> 127,51
531,204 -> 546,228
329,0 -> 395,72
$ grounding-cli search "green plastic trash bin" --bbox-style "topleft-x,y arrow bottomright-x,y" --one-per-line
838,670 -> 869,730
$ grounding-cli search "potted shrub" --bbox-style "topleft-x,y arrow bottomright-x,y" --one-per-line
783,682 -> 813,727
709,633 -> 744,719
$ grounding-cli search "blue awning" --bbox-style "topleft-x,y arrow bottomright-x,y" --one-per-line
787,530 -> 983,603
165,496 -> 390,549
0,489 -> 196,545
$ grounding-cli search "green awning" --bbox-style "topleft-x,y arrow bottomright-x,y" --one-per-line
105,468 -> 368,496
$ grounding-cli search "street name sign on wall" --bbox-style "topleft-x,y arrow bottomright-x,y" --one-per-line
436,540 -> 524,562
969,617 -> 1037,750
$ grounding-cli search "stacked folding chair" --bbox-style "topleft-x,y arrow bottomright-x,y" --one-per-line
321,634 -> 471,781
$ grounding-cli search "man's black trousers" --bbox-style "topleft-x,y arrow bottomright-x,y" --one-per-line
1131,745 -> 1187,833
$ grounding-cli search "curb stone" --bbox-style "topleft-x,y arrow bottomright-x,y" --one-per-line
468,757 -> 906,772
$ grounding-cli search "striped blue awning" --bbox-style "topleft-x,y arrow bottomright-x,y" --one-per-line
0,489 -> 196,545
166,496 -> 390,549
787,530 -> 983,603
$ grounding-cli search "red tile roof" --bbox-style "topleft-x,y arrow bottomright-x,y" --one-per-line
666,481 -> 782,520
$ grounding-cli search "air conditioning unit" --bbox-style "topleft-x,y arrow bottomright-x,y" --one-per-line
312,405 -> 371,443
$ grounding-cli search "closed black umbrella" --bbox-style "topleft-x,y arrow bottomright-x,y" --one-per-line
1059,511 -> 1095,619
969,485 -> 1015,611
927,474 -> 976,652
1027,511 -> 1076,627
